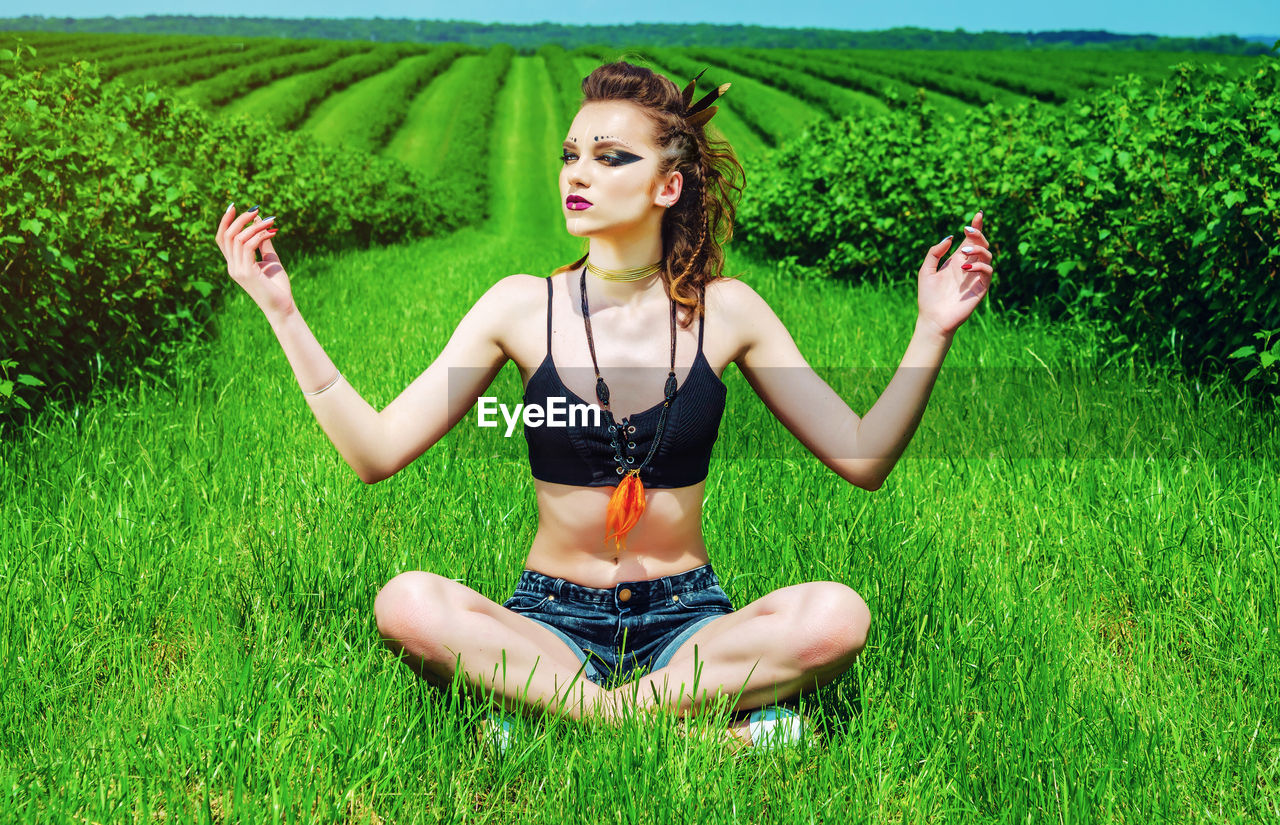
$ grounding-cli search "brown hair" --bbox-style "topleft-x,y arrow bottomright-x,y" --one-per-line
550,59 -> 747,329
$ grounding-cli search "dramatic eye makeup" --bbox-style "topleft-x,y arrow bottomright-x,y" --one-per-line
560,138 -> 644,166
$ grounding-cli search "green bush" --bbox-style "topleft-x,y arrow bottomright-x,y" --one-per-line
737,60 -> 1280,405
0,44 -> 463,426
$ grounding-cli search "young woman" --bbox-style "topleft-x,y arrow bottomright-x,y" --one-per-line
214,61 -> 993,750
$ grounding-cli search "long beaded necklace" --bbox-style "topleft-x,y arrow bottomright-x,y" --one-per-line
579,266 -> 679,554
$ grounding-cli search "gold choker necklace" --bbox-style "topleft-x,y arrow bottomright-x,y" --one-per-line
584,258 -> 663,282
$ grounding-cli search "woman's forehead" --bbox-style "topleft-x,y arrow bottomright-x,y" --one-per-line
566,101 -> 655,149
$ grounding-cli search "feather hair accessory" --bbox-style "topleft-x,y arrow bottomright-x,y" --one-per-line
680,67 -> 731,128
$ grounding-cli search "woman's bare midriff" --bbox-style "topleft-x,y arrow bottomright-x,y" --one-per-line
523,479 -> 711,588
508,272 -> 734,589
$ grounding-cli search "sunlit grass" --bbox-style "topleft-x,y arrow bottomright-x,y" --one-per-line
3,215 -> 1275,820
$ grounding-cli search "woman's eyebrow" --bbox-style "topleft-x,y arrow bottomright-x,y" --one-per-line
562,138 -> 640,152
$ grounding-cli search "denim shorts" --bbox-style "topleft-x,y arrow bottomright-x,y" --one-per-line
502,564 -> 735,688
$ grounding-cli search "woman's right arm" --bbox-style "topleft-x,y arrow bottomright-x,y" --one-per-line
216,205 -> 512,484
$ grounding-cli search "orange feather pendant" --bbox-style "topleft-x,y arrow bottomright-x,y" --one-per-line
604,469 -> 646,553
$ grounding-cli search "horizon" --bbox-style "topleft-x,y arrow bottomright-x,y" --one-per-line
2,1 -> 1276,40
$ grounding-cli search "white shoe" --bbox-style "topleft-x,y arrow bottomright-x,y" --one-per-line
478,710 -> 521,753
744,706 -> 806,751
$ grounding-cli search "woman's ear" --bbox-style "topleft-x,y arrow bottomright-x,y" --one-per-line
654,170 -> 683,208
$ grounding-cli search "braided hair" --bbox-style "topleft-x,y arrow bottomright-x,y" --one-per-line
551,60 -> 746,330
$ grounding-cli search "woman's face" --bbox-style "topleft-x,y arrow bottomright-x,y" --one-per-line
559,100 -> 682,239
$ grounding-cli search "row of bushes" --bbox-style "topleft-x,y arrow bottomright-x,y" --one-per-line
96,37 -> 235,80
0,44 -> 466,425
432,45 -> 516,217
349,44 -> 471,151
835,50 -> 1020,108
685,47 -> 865,120
115,38 -> 307,89
933,51 -> 1075,103
538,44 -> 584,126
182,41 -> 369,107
737,60 -> 1280,404
266,42 -> 431,130
20,34 -> 156,71
738,48 -> 965,117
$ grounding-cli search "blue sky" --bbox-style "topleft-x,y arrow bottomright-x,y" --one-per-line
7,0 -> 1277,38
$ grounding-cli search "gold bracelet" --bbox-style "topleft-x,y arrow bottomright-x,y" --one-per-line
303,372 -> 342,396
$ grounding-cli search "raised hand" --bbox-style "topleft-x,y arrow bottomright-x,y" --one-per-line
216,204 -> 293,322
917,210 -> 993,338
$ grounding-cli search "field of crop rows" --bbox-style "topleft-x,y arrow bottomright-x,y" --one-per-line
8,30 -> 1269,179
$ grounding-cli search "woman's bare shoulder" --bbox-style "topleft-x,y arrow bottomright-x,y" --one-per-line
704,274 -> 763,307
703,275 -> 771,363
704,275 -> 774,327
481,274 -> 550,355
485,273 -> 549,310
499,272 -> 547,291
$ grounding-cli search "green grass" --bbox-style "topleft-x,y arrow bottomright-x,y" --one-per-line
3,216 -> 1276,821
2,39 -> 1278,824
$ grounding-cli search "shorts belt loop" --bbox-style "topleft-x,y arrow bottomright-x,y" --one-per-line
661,577 -> 673,601
552,578 -> 565,599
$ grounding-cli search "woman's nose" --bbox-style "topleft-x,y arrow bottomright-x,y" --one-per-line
565,160 -> 589,188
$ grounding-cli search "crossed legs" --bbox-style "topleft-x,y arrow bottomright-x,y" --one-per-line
373,571 -> 871,726
620,580 -> 870,716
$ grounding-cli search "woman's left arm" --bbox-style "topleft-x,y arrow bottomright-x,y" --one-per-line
731,210 -> 992,490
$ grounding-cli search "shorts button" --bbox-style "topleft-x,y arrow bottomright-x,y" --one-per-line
547,595 -> 555,600
671,595 -> 679,602
618,588 -> 632,602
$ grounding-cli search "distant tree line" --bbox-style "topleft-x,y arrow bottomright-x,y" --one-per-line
0,16 -> 1274,54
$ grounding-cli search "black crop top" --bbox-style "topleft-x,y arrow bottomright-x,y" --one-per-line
523,275 -> 727,488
